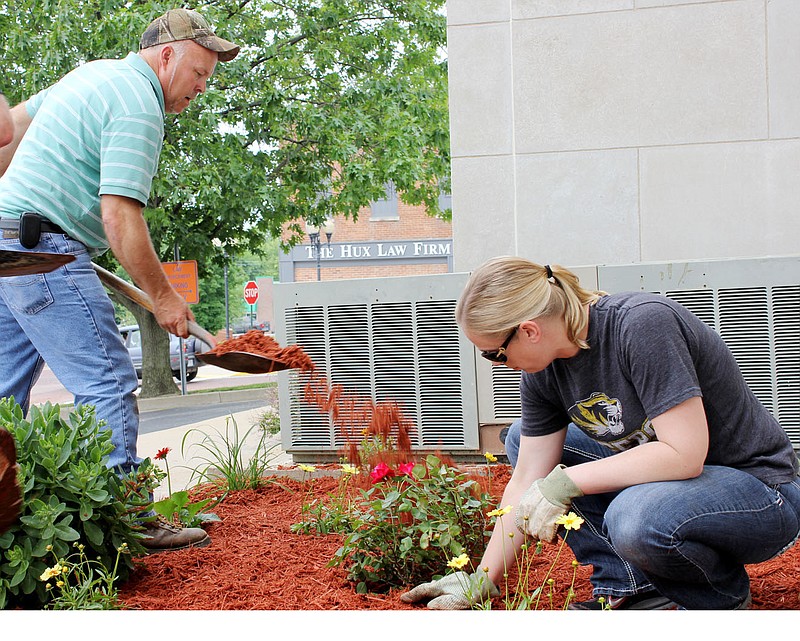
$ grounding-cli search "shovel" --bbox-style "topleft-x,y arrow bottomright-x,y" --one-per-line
0,249 -> 75,277
92,263 -> 290,374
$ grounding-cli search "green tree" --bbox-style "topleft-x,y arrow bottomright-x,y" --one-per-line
0,0 -> 449,396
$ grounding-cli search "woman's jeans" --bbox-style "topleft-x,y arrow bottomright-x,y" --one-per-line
503,419 -> 800,609
0,232 -> 141,474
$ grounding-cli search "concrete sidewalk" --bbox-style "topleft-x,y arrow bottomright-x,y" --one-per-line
134,388 -> 294,500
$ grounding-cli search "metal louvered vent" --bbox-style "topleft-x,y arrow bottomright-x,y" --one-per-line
600,257 -> 800,449
274,274 -> 478,455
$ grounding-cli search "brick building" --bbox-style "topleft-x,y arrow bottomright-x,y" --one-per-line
278,184 -> 453,283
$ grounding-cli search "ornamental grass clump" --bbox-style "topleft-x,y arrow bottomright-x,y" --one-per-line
0,399 -> 150,609
329,454 -> 491,593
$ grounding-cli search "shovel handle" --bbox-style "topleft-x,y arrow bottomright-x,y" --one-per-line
92,263 -> 217,347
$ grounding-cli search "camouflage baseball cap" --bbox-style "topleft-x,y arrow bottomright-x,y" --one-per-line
140,8 -> 240,62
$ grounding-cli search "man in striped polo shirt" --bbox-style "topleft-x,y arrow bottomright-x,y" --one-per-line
0,9 -> 239,552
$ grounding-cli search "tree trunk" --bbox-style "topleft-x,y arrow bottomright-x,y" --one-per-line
108,291 -> 179,398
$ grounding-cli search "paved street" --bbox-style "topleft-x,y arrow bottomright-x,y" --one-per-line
29,362 -> 276,408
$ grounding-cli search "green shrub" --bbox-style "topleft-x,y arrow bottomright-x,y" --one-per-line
329,455 -> 491,593
0,399 -> 149,609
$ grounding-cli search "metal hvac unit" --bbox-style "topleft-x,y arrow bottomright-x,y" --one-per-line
476,255 -> 800,450
274,273 -> 478,458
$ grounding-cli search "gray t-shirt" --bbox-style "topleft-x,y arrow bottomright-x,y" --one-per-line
520,292 -> 798,485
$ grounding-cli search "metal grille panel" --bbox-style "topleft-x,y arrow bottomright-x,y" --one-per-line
275,274 -> 477,453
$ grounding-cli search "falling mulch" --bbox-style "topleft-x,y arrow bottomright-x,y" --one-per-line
118,465 -> 800,611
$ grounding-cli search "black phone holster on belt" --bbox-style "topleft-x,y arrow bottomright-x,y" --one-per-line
19,212 -> 43,249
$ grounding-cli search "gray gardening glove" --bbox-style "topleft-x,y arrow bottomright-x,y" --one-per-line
400,569 -> 500,610
515,464 -> 583,543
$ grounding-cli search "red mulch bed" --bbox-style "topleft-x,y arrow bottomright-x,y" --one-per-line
118,465 -> 800,611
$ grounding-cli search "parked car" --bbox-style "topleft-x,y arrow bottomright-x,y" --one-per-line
118,325 -> 211,381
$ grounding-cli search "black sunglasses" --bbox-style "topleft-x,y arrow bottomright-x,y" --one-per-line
480,326 -> 518,363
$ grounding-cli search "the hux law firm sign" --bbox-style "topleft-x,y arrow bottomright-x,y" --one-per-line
280,238 -> 454,280
305,239 -> 451,260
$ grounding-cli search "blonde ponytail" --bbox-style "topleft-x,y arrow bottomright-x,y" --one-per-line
455,256 -> 606,350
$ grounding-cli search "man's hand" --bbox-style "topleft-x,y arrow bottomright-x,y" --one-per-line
515,464 -> 583,542
400,569 -> 499,610
151,288 -> 195,338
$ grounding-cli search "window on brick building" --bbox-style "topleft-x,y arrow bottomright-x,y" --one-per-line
438,187 -> 452,214
370,181 -> 399,220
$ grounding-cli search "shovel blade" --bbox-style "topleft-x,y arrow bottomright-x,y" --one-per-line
0,250 -> 75,277
196,350 -> 291,374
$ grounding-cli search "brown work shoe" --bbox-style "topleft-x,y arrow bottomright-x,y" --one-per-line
140,516 -> 211,553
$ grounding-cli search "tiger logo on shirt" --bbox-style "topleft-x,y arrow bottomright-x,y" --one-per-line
570,392 -> 625,437
569,392 -> 657,451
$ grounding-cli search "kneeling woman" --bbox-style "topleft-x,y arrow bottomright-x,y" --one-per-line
402,256 -> 800,610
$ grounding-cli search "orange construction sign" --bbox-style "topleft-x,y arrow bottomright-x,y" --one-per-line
161,260 -> 199,304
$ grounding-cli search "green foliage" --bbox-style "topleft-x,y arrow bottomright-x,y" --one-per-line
153,491 -> 222,529
42,542 -> 129,610
182,415 -> 282,491
329,455 -> 491,593
0,399 -> 150,609
257,407 -> 281,436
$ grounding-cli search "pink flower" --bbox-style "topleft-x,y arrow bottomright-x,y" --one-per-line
369,462 -> 395,483
397,462 -> 415,476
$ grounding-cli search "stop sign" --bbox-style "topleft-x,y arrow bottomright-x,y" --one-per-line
243,280 -> 259,305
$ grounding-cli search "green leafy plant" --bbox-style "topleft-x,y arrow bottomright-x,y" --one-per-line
151,447 -> 222,528
181,415 -> 281,491
0,399 -> 149,609
329,455 -> 491,593
153,491 -> 222,529
40,541 -> 129,610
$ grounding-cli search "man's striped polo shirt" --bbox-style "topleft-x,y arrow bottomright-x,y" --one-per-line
0,52 -> 165,253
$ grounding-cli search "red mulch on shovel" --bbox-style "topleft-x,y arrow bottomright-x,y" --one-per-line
118,465 -> 800,611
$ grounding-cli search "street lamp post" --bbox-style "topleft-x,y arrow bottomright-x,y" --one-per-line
306,219 -> 334,281
212,239 -> 231,339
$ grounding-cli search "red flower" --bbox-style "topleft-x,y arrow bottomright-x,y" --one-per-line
154,447 -> 171,461
397,462 -> 415,476
369,462 -> 395,483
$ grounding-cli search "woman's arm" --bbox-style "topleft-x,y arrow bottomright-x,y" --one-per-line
564,395 -> 709,494
478,429 -> 565,585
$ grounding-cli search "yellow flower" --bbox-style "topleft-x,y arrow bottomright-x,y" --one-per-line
39,565 -> 62,582
487,504 -> 513,518
340,463 -> 359,476
555,512 -> 584,531
484,451 -> 497,463
56,581 -> 64,588
447,553 -> 470,570
298,464 -> 316,473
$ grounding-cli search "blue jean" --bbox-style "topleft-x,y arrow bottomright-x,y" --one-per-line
0,231 -> 141,473
503,419 -> 800,609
